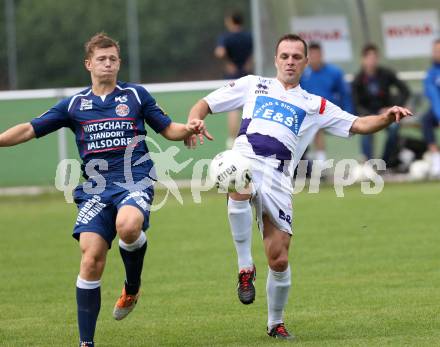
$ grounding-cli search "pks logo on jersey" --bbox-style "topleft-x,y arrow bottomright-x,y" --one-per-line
252,96 -> 306,135
115,95 -> 128,103
115,104 -> 130,117
80,98 -> 93,111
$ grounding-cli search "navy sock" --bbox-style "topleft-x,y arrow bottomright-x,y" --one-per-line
76,286 -> 100,346
119,241 -> 147,294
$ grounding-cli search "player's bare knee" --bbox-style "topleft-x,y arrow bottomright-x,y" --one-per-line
268,255 -> 289,272
229,192 -> 251,201
118,227 -> 141,244
81,254 -> 105,279
116,219 -> 141,244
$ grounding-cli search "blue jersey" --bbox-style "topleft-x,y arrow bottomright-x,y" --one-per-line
424,62 -> 440,121
217,30 -> 253,77
300,64 -> 353,113
31,81 -> 172,181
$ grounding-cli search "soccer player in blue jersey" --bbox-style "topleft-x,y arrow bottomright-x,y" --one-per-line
0,33 -> 209,347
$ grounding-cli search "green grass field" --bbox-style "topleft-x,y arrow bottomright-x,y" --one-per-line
0,182 -> 439,346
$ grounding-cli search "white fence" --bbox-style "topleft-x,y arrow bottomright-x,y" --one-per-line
0,73 -> 426,164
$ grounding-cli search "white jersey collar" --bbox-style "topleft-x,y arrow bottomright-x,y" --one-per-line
274,78 -> 302,92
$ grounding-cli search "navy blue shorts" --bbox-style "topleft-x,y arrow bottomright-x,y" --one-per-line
72,181 -> 154,248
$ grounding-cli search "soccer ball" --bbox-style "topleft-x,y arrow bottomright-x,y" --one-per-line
209,150 -> 252,192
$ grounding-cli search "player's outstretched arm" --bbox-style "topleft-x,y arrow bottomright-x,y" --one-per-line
188,99 -> 211,121
350,106 -> 412,135
0,122 -> 36,147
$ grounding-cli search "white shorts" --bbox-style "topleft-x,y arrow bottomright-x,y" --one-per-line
248,158 -> 293,235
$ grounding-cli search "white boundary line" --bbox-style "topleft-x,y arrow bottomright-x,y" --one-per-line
0,186 -> 56,196
0,80 -> 228,101
0,180 -> 195,196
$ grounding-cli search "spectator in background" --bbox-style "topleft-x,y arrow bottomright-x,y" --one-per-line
215,11 -> 253,148
352,43 -> 410,165
300,42 -> 353,162
422,39 -> 440,177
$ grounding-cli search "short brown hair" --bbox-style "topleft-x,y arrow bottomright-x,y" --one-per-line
227,11 -> 244,25
275,34 -> 308,57
309,41 -> 322,51
362,43 -> 378,57
84,32 -> 120,59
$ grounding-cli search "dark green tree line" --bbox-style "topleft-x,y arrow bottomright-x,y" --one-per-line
0,0 -> 250,89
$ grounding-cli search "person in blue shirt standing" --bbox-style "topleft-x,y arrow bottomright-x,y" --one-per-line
215,11 -> 253,149
0,32 -> 210,347
422,38 -> 440,177
300,42 -> 353,163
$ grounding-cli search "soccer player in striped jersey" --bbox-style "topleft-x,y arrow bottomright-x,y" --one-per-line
186,34 -> 412,340
0,33 -> 210,347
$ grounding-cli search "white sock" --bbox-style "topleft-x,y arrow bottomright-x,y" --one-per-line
119,231 -> 147,252
76,276 -> 101,289
267,265 -> 291,329
226,137 -> 235,149
227,197 -> 253,270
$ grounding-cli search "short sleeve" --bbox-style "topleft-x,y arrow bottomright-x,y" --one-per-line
318,98 -> 358,138
204,75 -> 251,114
216,33 -> 226,48
30,98 -> 71,138
138,87 -> 172,133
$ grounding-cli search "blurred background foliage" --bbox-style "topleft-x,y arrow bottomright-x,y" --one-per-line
0,0 -> 251,89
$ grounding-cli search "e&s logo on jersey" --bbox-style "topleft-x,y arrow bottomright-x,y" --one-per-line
115,104 -> 130,117
252,96 -> 306,135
